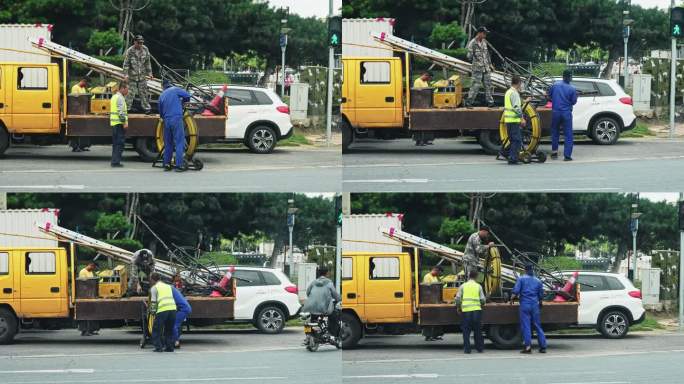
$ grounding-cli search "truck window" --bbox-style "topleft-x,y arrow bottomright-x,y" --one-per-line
342,257 -> 352,280
0,252 -> 8,274
25,252 -> 56,274
360,61 -> 390,84
369,257 -> 399,280
18,67 -> 48,90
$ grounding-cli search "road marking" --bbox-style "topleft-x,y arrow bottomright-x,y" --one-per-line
0,346 -> 302,360
3,377 -> 287,384
344,373 -> 439,379
343,179 -> 428,183
0,369 -> 94,374
548,382 -> 629,384
0,185 -> 85,190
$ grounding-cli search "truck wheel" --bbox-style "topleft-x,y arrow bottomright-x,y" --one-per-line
487,324 -> 522,349
598,310 -> 629,339
255,306 -> 285,334
134,137 -> 159,162
478,130 -> 502,155
0,126 -> 9,158
590,116 -> 620,145
341,119 -> 353,153
247,125 -> 277,154
0,308 -> 18,345
340,312 -> 362,349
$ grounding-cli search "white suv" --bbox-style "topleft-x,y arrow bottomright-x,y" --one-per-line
228,266 -> 301,334
548,77 -> 637,145
212,85 -> 294,153
563,271 -> 645,338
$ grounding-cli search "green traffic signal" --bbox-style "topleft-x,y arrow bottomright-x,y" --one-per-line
675,24 -> 682,37
331,33 -> 340,46
328,15 -> 342,49
672,6 -> 684,38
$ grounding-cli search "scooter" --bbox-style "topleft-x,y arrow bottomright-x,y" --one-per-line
302,310 -> 342,352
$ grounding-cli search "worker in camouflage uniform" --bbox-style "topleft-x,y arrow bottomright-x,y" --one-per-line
463,225 -> 494,278
465,27 -> 495,108
122,35 -> 153,114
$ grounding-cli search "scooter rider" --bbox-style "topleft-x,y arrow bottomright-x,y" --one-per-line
302,266 -> 341,338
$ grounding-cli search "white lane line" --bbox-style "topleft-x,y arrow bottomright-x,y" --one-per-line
343,179 -> 428,183
0,346 -> 302,360
548,382 -> 629,384
3,377 -> 287,384
0,369 -> 94,374
0,185 -> 85,190
344,373 -> 439,379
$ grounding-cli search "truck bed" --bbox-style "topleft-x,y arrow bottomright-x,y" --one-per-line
74,296 -> 234,321
409,107 -> 552,131
418,301 -> 578,326
65,114 -> 225,137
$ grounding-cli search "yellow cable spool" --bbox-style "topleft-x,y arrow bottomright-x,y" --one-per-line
498,103 -> 542,155
483,246 -> 502,297
155,112 -> 199,159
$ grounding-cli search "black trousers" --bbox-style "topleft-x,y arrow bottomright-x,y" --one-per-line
152,310 -> 177,351
461,310 -> 484,352
111,124 -> 125,165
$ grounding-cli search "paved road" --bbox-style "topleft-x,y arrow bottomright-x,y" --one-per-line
343,138 -> 684,192
342,332 -> 684,383
0,145 -> 342,192
0,328 -> 341,383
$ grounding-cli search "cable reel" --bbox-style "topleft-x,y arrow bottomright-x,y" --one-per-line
483,246 -> 502,297
497,103 -> 545,163
153,112 -> 203,170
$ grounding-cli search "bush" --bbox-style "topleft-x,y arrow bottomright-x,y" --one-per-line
540,256 -> 582,271
87,29 -> 123,53
94,212 -> 130,237
106,238 -> 143,252
198,252 -> 238,266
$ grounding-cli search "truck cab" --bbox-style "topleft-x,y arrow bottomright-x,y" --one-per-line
0,247 -> 70,343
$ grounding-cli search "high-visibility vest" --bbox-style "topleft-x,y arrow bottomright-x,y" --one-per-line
504,87 -> 522,124
110,92 -> 128,126
460,280 -> 482,312
155,282 -> 177,313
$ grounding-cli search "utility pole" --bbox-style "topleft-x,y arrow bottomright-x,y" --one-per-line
670,0 -> 679,139
287,197 -> 297,278
622,2 -> 633,90
679,192 -> 684,330
335,194 -> 345,292
325,0 -> 335,146
629,198 -> 642,282
0,193 -> 6,210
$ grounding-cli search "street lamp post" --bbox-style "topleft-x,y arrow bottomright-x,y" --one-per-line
622,8 -> 634,89
280,10 -> 290,100
629,203 -> 642,282
287,198 -> 298,277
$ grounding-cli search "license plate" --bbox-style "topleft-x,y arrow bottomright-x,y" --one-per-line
304,326 -> 312,333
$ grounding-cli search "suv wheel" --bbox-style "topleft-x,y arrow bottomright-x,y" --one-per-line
590,117 -> 620,145
255,305 -> 285,334
247,125 -> 277,154
598,310 -> 629,339
0,308 -> 18,344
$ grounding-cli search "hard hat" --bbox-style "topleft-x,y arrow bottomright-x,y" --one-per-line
477,26 -> 490,33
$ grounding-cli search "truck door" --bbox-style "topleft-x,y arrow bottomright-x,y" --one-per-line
341,256 -> 363,318
363,254 -> 411,323
11,65 -> 59,133
19,250 -> 67,317
0,251 -> 15,311
354,59 -> 402,127
341,60 -> 356,125
0,66 -> 10,129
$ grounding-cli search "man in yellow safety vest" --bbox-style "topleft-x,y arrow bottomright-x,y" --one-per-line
110,81 -> 129,168
71,78 -> 88,94
149,272 -> 177,352
422,266 -> 443,284
455,270 -> 486,353
503,75 -> 526,165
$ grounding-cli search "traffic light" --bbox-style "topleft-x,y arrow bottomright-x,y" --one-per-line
671,6 -> 684,38
679,201 -> 684,231
328,16 -> 342,50
334,194 -> 342,227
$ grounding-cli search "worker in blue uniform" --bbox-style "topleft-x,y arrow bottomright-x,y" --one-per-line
158,79 -> 192,172
547,70 -> 578,161
171,285 -> 192,349
510,263 -> 547,354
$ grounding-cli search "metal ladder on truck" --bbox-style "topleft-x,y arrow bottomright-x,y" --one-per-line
371,32 -> 549,98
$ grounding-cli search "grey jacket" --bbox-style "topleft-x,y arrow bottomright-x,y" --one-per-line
302,276 -> 341,315
463,232 -> 487,264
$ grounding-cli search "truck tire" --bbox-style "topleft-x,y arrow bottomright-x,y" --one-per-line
255,305 -> 286,334
341,119 -> 352,153
134,137 -> 159,162
590,116 -> 620,145
340,312 -> 362,349
247,125 -> 277,154
478,130 -> 502,155
598,310 -> 629,339
0,126 -> 9,158
487,324 -> 522,349
0,308 -> 18,345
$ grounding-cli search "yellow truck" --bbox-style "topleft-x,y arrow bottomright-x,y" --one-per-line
0,245 -> 235,344
0,61 -> 226,161
340,251 -> 579,349
340,54 -> 553,155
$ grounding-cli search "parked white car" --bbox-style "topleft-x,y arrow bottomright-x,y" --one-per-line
211,85 -> 293,153
228,266 -> 301,334
549,77 -> 637,145
563,271 -> 645,338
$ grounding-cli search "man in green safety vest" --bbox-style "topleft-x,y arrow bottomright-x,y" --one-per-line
149,272 -> 177,352
455,270 -> 486,354
503,75 -> 526,165
110,81 -> 129,168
